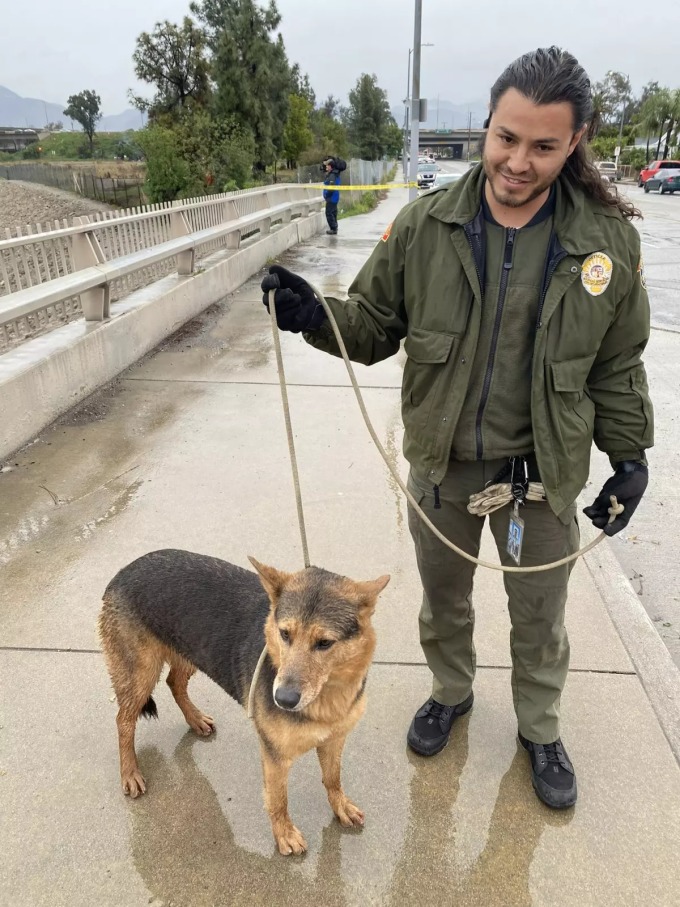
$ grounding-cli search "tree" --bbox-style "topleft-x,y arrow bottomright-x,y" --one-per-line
45,121 -> 63,132
319,95 -> 341,120
638,92 -> 663,162
137,125 -> 191,201
628,80 -> 661,123
661,89 -> 680,159
63,90 -> 102,156
130,17 -> 211,120
283,94 -> 313,167
192,0 -> 295,170
383,121 -> 404,158
137,108 -> 256,201
588,88 -> 607,140
346,74 -> 394,160
290,64 -> 315,107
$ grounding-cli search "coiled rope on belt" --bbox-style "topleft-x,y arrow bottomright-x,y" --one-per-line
266,286 -> 623,579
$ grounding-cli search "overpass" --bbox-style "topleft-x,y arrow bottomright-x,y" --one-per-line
416,127 -> 486,159
0,126 -> 45,153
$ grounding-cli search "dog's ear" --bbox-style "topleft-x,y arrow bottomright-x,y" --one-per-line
353,574 -> 390,611
248,556 -> 290,603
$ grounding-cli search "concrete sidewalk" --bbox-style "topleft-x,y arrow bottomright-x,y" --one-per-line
2,184 -> 680,906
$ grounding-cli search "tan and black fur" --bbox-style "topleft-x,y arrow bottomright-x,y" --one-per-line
98,549 -> 389,855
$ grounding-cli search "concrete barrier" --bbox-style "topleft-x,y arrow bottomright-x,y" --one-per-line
0,212 -> 324,461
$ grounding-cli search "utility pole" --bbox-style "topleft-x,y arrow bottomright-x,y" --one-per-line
408,0 -> 423,202
467,110 -> 472,161
402,49 -> 412,179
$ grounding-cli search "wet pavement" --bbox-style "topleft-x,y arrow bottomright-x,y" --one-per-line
2,175 -> 680,906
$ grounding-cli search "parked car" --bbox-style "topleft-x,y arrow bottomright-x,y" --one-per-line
643,168 -> 680,194
417,161 -> 439,188
431,172 -> 463,189
595,161 -> 620,182
638,159 -> 680,187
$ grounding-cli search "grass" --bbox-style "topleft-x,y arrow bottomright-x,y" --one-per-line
338,163 -> 397,219
338,192 -> 380,219
15,130 -> 143,162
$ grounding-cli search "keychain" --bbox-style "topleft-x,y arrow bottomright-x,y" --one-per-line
506,457 -> 528,565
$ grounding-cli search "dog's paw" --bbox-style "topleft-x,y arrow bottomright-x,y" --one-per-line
122,770 -> 146,798
331,794 -> 365,828
274,822 -> 307,856
189,712 -> 216,736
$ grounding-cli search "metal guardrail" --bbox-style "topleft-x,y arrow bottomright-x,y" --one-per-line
0,185 -> 323,352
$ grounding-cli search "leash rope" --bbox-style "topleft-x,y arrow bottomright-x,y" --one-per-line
267,287 -> 623,575
267,289 -> 311,570
248,291 -> 314,720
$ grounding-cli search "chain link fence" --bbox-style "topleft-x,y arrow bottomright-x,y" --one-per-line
295,158 -> 396,213
0,162 -> 145,208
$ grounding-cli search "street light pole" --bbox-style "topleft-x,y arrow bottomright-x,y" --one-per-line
403,40 -> 434,181
402,49 -> 413,179
408,0 -> 423,202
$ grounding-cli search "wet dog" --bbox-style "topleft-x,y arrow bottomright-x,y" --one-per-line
98,549 -> 389,855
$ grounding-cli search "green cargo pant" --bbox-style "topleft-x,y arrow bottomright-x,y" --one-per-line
407,459 -> 580,744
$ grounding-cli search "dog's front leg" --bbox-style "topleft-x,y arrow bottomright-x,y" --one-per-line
260,745 -> 307,855
317,735 -> 365,827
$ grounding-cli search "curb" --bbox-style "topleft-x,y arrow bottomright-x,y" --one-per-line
583,528 -> 680,766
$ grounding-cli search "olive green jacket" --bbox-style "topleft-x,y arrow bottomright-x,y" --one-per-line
305,167 -> 654,515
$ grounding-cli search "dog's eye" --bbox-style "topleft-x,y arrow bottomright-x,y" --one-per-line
315,639 -> 335,650
279,629 -> 290,643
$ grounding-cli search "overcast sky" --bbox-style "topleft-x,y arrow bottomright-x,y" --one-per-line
3,0 -> 680,116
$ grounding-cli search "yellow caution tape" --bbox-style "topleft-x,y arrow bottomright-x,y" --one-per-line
309,182 -> 419,191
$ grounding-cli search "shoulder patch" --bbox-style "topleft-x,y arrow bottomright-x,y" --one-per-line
581,252 -> 613,297
637,254 -> 647,290
381,222 -> 393,243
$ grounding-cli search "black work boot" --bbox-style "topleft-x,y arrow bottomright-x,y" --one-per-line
519,733 -> 577,809
407,693 -> 474,756
326,229 -> 337,235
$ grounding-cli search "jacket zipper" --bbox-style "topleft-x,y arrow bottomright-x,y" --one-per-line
536,248 -> 568,328
474,227 -> 516,458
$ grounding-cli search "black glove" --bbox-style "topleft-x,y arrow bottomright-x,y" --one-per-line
583,461 -> 648,536
260,265 -> 326,333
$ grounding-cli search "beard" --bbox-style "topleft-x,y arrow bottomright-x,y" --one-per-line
482,156 -> 560,209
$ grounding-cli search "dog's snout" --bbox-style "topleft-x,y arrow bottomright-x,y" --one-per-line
274,686 -> 301,710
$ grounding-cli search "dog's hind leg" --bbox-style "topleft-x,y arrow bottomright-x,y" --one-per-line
166,653 -> 215,736
259,744 -> 307,855
115,644 -> 165,798
99,601 -> 165,798
317,734 -> 365,827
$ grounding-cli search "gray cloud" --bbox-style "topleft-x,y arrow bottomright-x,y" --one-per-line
3,0 -> 679,117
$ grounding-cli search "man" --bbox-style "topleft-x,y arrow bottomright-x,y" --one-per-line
261,47 -> 653,809
322,158 -> 341,235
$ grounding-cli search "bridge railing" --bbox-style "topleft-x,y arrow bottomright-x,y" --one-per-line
0,184 -> 323,352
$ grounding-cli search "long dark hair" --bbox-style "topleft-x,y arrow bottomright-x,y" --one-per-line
488,47 -> 641,221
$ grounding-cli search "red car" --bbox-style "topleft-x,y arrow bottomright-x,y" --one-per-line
638,159 -> 680,187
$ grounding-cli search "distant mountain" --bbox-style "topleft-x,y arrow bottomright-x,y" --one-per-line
391,98 -> 488,131
0,86 -> 145,132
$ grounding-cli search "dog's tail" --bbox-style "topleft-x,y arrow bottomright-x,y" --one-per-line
140,696 -> 158,719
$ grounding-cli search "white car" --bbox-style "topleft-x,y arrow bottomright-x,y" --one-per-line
431,172 -> 462,189
417,162 -> 439,188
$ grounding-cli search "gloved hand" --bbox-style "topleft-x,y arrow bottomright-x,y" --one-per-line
260,265 -> 326,333
583,461 -> 648,536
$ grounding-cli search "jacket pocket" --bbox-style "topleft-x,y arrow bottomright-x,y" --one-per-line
546,354 -> 596,454
403,327 -> 459,405
550,353 -> 596,392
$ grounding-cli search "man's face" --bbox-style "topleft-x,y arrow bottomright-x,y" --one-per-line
483,88 -> 586,209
